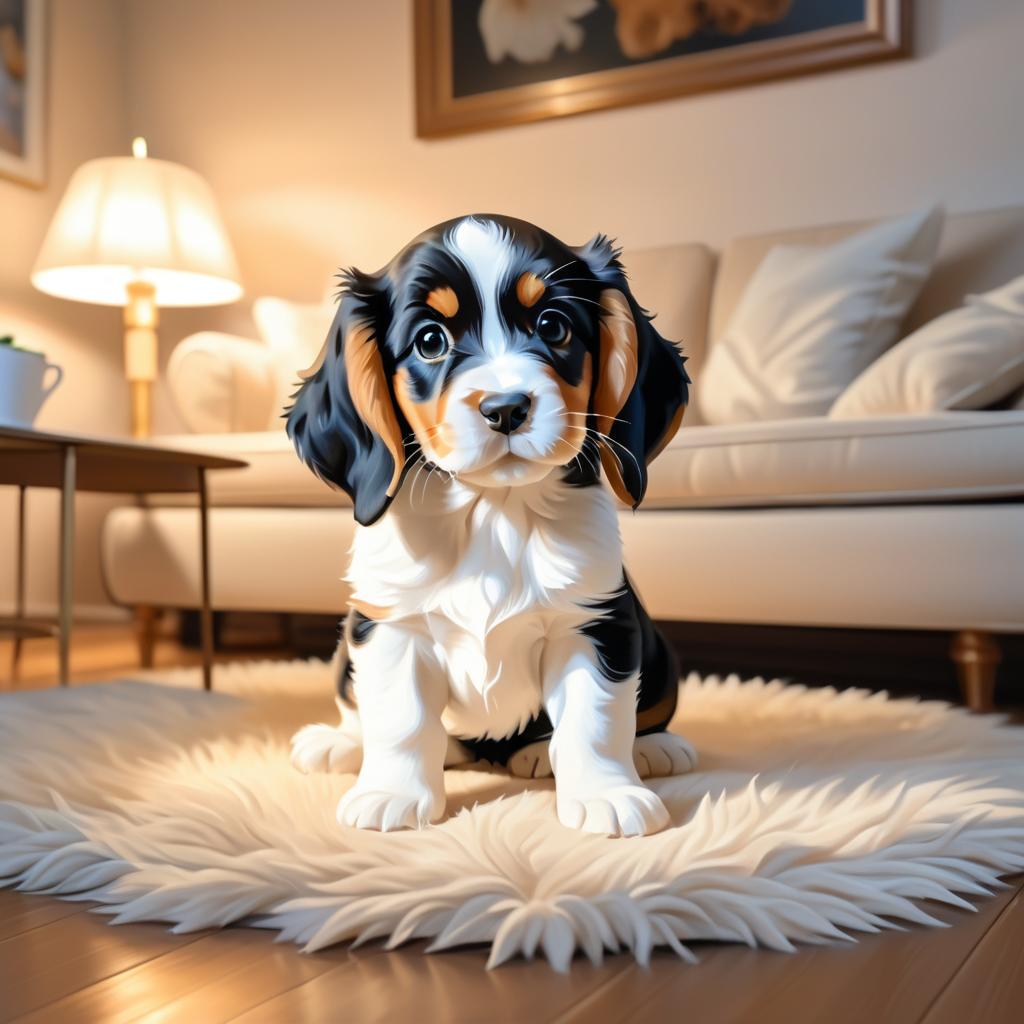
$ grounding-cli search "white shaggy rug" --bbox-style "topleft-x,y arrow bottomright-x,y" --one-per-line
2,662 -> 1024,972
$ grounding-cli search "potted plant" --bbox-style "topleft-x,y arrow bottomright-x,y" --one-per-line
0,334 -> 63,427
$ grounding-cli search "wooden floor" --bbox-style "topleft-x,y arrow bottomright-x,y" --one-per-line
1,626 -> 1022,1024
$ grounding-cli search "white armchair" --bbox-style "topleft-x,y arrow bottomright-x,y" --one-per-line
167,332 -> 280,434
167,293 -> 336,434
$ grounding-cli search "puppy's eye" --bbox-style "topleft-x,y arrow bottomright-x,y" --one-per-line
536,309 -> 571,347
413,323 -> 452,363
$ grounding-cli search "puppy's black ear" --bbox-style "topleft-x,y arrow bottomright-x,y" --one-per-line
285,272 -> 405,526
574,234 -> 690,508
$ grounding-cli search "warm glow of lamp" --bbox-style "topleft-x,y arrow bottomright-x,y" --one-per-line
31,139 -> 242,437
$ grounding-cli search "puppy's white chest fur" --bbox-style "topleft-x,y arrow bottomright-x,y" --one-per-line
346,475 -> 623,738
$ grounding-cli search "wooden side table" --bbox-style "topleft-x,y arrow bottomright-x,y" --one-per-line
0,426 -> 246,689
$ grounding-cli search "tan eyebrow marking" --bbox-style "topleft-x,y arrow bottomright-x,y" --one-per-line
426,285 -> 459,319
516,271 -> 545,308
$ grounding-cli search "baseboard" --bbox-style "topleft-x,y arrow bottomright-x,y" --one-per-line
658,620 -> 1024,707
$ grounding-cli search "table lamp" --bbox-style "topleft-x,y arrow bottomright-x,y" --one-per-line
31,138 -> 242,437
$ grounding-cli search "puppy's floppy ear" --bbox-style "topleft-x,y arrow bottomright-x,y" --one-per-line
575,234 -> 690,508
285,272 -> 406,526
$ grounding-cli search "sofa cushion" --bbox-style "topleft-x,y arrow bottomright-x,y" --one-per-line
619,243 -> 715,390
103,502 -> 1024,629
698,207 -> 944,424
830,272 -> 1024,418
643,411 -> 1024,508
709,206 -> 1024,344
152,412 -> 1024,512
147,431 -> 350,508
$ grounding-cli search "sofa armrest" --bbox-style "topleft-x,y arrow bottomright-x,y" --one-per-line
167,332 -> 280,434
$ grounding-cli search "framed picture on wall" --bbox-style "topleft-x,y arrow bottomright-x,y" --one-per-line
0,0 -> 46,187
414,0 -> 910,138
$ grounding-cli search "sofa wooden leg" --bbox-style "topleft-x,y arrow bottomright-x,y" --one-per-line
135,606 -> 161,668
950,630 -> 1001,713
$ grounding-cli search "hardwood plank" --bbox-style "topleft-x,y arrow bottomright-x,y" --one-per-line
137,937 -> 341,1024
233,942 -> 632,1024
17,927 -> 339,1024
558,881 -> 1024,1024
0,900 -> 210,1021
922,887 -> 1024,1024
0,889 -> 90,942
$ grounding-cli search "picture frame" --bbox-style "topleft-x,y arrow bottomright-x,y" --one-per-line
0,0 -> 47,187
414,0 -> 910,139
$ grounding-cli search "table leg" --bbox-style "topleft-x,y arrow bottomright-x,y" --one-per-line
10,484 -> 26,682
197,467 -> 214,691
58,446 -> 76,687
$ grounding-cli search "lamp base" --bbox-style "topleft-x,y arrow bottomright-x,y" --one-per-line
130,380 -> 152,440
124,281 -> 158,439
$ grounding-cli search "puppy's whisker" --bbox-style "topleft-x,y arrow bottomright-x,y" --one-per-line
406,456 -> 428,505
534,409 -> 575,425
542,259 -> 578,281
589,427 -> 642,482
539,410 -> 633,434
546,294 -> 607,312
556,411 -> 632,426
417,460 -> 434,508
544,294 -> 633,324
528,411 -> 602,476
574,441 -> 600,477
590,431 -> 625,478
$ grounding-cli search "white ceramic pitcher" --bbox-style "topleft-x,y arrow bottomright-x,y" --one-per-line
0,344 -> 63,427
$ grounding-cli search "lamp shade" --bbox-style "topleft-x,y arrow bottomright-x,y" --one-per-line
31,155 -> 243,307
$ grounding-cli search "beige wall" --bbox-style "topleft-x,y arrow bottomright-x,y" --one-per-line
118,0 -> 1024,433
0,0 -> 130,619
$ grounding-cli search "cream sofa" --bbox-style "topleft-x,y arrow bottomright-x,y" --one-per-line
102,208 -> 1024,710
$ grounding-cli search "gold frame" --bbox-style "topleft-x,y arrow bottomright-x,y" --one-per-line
414,0 -> 910,138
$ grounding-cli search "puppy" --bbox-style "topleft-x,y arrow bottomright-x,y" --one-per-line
287,214 -> 694,837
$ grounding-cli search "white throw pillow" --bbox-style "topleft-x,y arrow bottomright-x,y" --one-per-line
830,272 -> 1024,417
698,206 -> 944,423
252,294 -> 337,412
167,332 -> 278,434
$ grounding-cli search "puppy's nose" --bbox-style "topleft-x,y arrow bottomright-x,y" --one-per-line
479,392 -> 531,435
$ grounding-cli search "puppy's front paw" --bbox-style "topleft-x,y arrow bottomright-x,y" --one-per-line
336,782 -> 445,832
557,783 -> 670,837
633,732 -> 698,779
290,724 -> 361,775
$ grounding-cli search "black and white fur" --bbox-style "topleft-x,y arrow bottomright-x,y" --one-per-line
287,215 -> 694,837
